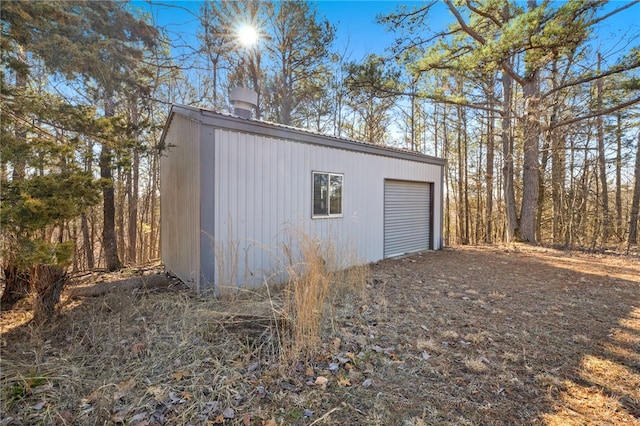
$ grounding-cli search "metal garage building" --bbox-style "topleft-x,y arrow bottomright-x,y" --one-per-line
160,104 -> 445,293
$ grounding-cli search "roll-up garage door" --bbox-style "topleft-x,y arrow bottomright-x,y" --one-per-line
384,180 -> 431,258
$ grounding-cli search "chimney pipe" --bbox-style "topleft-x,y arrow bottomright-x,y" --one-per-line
229,87 -> 258,119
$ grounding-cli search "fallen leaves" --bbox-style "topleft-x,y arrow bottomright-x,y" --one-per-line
4,247 -> 640,425
145,385 -> 165,399
131,342 -> 147,356
171,369 -> 191,381
114,377 -> 136,401
314,376 -> 328,386
337,376 -> 351,387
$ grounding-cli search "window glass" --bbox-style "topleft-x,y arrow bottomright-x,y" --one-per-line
330,175 -> 342,215
313,173 -> 328,216
313,172 -> 343,218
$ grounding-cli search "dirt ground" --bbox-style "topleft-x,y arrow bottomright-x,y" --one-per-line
1,245 -> 639,425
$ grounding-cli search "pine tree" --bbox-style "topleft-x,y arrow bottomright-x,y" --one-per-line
1,0 -> 157,313
344,55 -> 401,143
381,0 -> 640,243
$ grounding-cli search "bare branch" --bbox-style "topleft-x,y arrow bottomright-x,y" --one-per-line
443,0 -> 487,45
419,94 -> 504,114
444,0 -> 525,86
548,95 -> 640,130
465,0 -> 503,28
542,59 -> 640,99
589,0 -> 640,26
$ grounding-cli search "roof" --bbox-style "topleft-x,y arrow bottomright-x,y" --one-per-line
161,104 -> 446,167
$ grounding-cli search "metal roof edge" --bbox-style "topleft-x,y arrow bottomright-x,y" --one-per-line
158,105 -> 203,150
167,104 -> 447,166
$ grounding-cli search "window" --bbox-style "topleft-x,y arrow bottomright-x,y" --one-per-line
313,172 -> 343,217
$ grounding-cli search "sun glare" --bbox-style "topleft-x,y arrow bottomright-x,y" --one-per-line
237,24 -> 258,47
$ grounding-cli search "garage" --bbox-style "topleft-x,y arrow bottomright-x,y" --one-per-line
384,179 -> 432,258
161,104 -> 444,292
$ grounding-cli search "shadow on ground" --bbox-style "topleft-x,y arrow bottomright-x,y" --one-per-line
1,245 -> 639,425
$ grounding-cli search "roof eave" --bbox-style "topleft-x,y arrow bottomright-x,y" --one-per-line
166,104 -> 447,167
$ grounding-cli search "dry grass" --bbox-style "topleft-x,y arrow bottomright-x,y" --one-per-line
278,230 -> 368,364
279,233 -> 333,364
2,245 -> 640,425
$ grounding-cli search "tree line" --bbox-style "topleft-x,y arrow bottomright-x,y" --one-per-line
1,0 -> 639,316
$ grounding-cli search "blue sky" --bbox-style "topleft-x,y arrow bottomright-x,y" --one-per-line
143,1 -> 639,69
314,1 -> 427,60
142,0 -> 412,60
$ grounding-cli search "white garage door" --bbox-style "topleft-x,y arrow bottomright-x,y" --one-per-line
384,180 -> 431,258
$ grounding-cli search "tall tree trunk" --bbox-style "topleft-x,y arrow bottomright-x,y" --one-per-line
551,128 -> 566,244
149,149 -> 160,260
537,136 -> 550,243
501,71 -> 518,241
485,100 -> 495,243
456,103 -> 467,245
596,54 -> 609,243
628,132 -> 640,245
81,213 -> 94,269
463,106 -> 470,245
101,96 -> 121,271
576,138 -> 592,245
433,99 -> 439,157
116,165 -> 126,263
443,103 -> 451,246
615,112 -> 623,240
476,120 -> 484,243
126,103 -> 139,264
81,139 -> 94,269
547,51 -> 577,245
128,149 -> 139,264
71,220 -> 79,272
519,72 -> 541,243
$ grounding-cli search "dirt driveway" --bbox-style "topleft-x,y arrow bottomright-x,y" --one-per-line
332,245 -> 640,425
1,245 -> 639,425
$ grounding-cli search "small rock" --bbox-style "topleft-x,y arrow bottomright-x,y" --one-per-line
362,379 -> 373,387
303,409 -> 314,417
201,401 -> 221,415
315,376 -> 328,386
233,394 -> 244,406
222,407 -> 235,419
281,381 -> 294,390
32,401 -> 47,410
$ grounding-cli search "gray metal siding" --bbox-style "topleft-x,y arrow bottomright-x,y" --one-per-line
160,115 -> 201,290
384,180 -> 431,258
199,126 -> 216,292
210,128 -> 443,287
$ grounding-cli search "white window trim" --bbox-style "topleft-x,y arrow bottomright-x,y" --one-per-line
312,171 -> 344,218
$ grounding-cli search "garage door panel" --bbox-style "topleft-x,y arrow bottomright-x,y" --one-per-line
384,180 -> 431,258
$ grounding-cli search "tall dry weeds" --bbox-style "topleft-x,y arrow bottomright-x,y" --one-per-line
206,223 -> 368,364
277,229 -> 368,364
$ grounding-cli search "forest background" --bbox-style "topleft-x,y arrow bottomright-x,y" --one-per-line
2,0 -> 640,307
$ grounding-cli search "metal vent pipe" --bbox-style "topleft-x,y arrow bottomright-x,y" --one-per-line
229,87 -> 258,119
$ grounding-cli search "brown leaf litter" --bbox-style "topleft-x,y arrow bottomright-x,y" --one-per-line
1,244 -> 639,425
